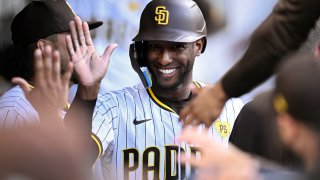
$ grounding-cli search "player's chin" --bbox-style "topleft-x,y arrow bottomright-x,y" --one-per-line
157,79 -> 180,89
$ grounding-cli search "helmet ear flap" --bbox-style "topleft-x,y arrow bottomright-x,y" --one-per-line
129,42 -> 152,88
129,41 -> 147,67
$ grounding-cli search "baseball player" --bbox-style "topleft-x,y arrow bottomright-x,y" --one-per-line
92,0 -> 243,179
0,0 -> 105,129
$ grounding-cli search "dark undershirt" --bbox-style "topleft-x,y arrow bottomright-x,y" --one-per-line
156,92 -> 194,114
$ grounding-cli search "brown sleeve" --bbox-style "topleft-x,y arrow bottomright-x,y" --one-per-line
221,0 -> 320,97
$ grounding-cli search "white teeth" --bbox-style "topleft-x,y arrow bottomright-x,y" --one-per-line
159,68 -> 176,74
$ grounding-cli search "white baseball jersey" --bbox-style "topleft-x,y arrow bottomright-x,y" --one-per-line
92,82 -> 244,180
0,85 -> 39,129
0,85 -> 70,129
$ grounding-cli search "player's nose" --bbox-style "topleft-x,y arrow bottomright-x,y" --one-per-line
158,49 -> 173,66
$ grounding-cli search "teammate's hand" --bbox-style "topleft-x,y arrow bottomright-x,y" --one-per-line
180,82 -> 228,127
12,46 -> 73,122
66,16 -> 117,99
0,121 -> 88,180
177,128 -> 260,180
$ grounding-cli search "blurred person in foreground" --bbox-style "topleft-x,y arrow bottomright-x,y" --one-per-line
0,45 -> 87,180
229,17 -> 320,167
180,0 -> 320,127
178,54 -> 320,180
0,0 -> 117,166
0,0 -> 116,131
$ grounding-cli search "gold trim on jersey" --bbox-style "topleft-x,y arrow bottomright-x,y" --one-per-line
193,81 -> 201,88
147,88 -> 176,113
91,133 -> 103,160
146,81 -> 202,114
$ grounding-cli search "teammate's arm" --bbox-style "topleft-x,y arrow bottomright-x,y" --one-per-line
63,16 -> 117,164
181,0 -> 320,127
221,0 -> 320,97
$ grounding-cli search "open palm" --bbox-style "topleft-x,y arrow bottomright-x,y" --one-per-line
66,16 -> 117,87
12,46 -> 73,122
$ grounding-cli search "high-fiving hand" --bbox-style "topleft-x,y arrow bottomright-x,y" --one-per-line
180,82 -> 228,127
177,128 -> 260,180
12,46 -> 73,122
66,16 -> 117,99
8,47 -> 87,179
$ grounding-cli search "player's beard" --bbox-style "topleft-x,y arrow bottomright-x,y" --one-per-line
147,63 -> 193,90
70,73 -> 79,84
60,59 -> 78,84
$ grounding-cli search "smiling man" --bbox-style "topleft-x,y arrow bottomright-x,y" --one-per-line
91,0 -> 244,179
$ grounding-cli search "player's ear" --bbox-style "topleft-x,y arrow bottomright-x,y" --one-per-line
37,39 -> 49,52
194,38 -> 204,56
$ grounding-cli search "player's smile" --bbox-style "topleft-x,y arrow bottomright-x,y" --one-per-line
157,67 -> 177,78
158,68 -> 176,75
145,41 -> 196,89
150,63 -> 183,88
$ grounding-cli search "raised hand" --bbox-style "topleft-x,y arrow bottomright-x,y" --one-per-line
12,46 -> 73,122
177,128 -> 259,180
66,16 -> 117,99
180,82 -> 228,127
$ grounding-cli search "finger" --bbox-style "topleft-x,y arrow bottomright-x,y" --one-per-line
177,128 -> 209,147
101,43 -> 118,61
52,50 -> 61,82
193,119 -> 204,127
179,104 -> 190,121
43,46 -> 53,81
69,21 -> 80,50
180,153 -> 202,168
11,77 -> 32,95
62,62 -> 73,86
74,16 -> 85,46
205,117 -> 213,128
34,49 -> 45,87
183,114 -> 194,127
83,22 -> 93,46
66,35 -> 75,58
192,113 -> 209,127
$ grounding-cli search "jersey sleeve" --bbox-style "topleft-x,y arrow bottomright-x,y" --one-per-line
0,98 -> 39,129
92,92 -> 119,156
221,0 -> 320,97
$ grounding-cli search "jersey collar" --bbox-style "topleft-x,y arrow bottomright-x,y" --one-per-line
146,81 -> 202,114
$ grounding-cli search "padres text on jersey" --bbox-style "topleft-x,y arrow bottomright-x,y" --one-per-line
92,83 -> 243,179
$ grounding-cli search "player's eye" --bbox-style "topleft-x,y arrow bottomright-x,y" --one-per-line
171,44 -> 187,50
148,44 -> 161,49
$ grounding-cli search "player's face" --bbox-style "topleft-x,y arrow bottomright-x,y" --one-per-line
145,41 -> 200,89
50,32 -> 78,83
50,33 -> 70,73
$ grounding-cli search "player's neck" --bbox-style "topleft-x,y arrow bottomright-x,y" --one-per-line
151,82 -> 195,101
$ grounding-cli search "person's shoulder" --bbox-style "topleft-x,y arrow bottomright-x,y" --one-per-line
1,85 -> 24,98
0,85 -> 29,106
0,85 -> 38,122
96,83 -> 146,102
